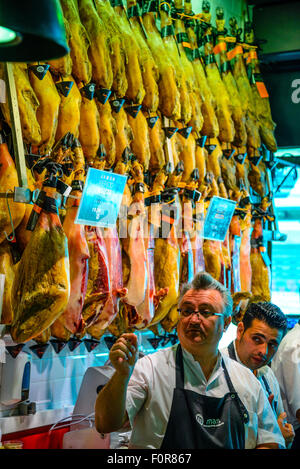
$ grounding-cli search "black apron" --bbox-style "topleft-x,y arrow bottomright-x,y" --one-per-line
160,344 -> 249,449
227,341 -> 278,414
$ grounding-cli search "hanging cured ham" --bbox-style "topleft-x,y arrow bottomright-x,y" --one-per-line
141,1 -> 181,120
55,76 -> 82,142
148,164 -> 183,327
51,139 -> 89,341
77,0 -> 113,91
122,159 -> 148,308
250,196 -> 273,301
59,0 -> 92,85
127,111 -> 151,171
81,226 -> 110,331
0,133 -> 26,245
183,3 -> 219,139
0,63 -> 41,146
0,240 -> 16,325
215,8 -> 247,148
10,173 -> 70,343
111,0 -> 145,105
47,16 -> 73,78
160,2 -> 192,125
28,66 -> 61,154
200,4 -> 235,143
148,113 -> 166,172
228,17 -> 261,152
94,0 -> 128,98
238,188 -> 252,292
96,100 -> 117,169
78,96 -> 100,166
244,22 -> 277,152
113,108 -> 134,164
87,226 -> 127,339
126,0 -> 159,114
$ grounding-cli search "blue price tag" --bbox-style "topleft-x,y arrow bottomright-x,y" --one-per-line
203,196 -> 237,242
74,167 -> 127,228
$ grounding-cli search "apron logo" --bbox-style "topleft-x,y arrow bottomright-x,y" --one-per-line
196,414 -> 224,428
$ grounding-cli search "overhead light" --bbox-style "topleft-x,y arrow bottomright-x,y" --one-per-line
0,0 -> 69,62
0,26 -> 21,46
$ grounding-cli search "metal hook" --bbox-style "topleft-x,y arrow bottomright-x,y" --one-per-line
4,189 -> 16,242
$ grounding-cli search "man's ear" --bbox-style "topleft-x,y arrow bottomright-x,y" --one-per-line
224,316 -> 231,332
236,322 -> 245,340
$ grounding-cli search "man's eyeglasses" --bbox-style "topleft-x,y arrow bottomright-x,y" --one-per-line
177,308 -> 223,320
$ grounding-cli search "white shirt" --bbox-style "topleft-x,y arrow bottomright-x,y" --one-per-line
126,345 -> 285,449
221,341 -> 285,418
271,323 -> 300,431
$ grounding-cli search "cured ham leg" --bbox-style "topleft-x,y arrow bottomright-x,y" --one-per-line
215,8 -> 247,147
141,4 -> 181,120
11,183 -> 70,343
0,241 -> 16,325
87,226 -> 127,339
55,76 -> 82,142
51,140 -> 89,340
77,0 -> 113,91
0,133 -> 26,245
122,160 -> 147,307
59,0 -> 92,85
28,66 -> 61,154
111,2 -> 145,104
200,4 -> 234,143
148,165 -> 183,327
127,0 -> 159,113
81,226 -> 110,330
239,190 -> 252,292
94,0 -> 128,98
184,4 -> 219,138
78,96 -> 100,166
250,198 -> 272,301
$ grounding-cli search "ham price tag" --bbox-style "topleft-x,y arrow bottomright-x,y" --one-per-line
203,196 -> 237,242
74,167 -> 127,228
